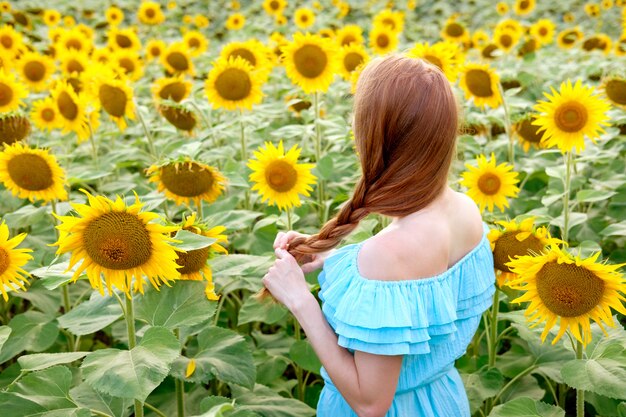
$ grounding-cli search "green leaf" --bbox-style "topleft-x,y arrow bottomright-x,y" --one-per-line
254,350 -> 290,386
238,295 -> 288,325
58,291 -> 123,336
81,326 -> 180,402
289,340 -> 321,374
488,397 -> 565,417
30,262 -> 74,290
18,352 -> 89,372
171,326 -> 255,388
230,383 -> 316,417
576,189 -> 617,203
211,255 -> 273,278
135,281 -> 216,329
550,212 -> 587,232
0,325 -> 11,351
171,230 -> 218,251
0,311 -> 59,364
314,154 -> 334,181
461,366 -> 504,414
35,409 -> 92,417
561,356 -> 626,400
2,205 -> 48,229
600,221 -> 626,237
70,383 -> 133,417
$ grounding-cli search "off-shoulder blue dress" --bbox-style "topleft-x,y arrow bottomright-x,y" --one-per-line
316,222 -> 496,417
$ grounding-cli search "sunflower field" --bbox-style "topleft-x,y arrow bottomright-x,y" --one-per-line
0,0 -> 625,416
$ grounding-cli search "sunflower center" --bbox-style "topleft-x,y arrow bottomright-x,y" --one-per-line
99,84 -> 127,117
150,46 -> 161,56
119,58 -> 135,75
116,34 -> 132,48
265,160 -> 298,192
24,60 -> 46,82
67,59 -> 84,74
214,68 -> 251,101
343,52 -> 364,72
0,115 -> 30,144
465,69 -> 494,97
500,34 -> 513,48
188,37 -> 200,49
83,212 -> 152,270
294,44 -> 328,78
160,105 -> 196,131
477,173 -> 501,195
229,48 -> 256,66
57,91 -> 78,121
0,247 -> 8,275
270,0 -> 279,10
166,52 -> 189,71
555,101 -> 588,132
290,99 -> 311,112
539,27 -> 548,36
0,82 -> 13,106
446,23 -> 464,37
562,32 -> 578,45
145,8 -> 156,18
424,54 -> 443,70
536,262 -> 605,317
7,153 -> 53,191
377,34 -> 390,48
65,39 -> 82,51
583,37 -> 599,51
41,108 -> 55,122
605,79 -> 626,105
518,118 -> 543,143
159,82 -> 186,102
160,163 -> 215,197
176,246 -> 210,275
482,44 -> 498,58
1,35 -> 13,49
300,15 -> 309,23
493,232 -> 545,272
520,0 -> 530,9
341,34 -> 356,46
383,18 -> 396,30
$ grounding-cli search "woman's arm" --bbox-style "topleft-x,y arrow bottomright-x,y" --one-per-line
263,248 -> 403,417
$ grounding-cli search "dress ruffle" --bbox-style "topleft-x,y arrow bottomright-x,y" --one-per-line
318,223 -> 496,356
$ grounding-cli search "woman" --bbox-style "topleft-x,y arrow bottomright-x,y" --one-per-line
261,55 -> 496,417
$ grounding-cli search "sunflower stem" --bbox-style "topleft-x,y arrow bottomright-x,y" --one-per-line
488,288 -> 500,367
136,102 -> 158,161
196,199 -> 204,220
497,83 -> 515,166
124,294 -> 144,417
175,328 -> 185,417
313,92 -> 326,223
576,339 -> 585,417
562,151 -> 573,243
286,207 -> 292,230
294,317 -> 305,402
88,122 -> 99,170
239,110 -> 250,210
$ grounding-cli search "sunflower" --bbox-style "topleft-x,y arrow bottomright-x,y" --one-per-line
369,24 -> 399,54
174,213 -> 227,288
0,114 -> 29,145
506,245 -> 626,346
159,104 -> 197,132
514,0 -> 535,15
108,27 -> 142,52
601,0 -> 613,8
601,76 -> 626,108
0,24 -> 23,57
17,51 -> 55,91
275,14 -> 288,26
338,44 -> 369,80
147,159 -> 227,206
294,8 -> 315,29
584,3 -> 601,17
30,97 -> 60,131
43,9 -> 61,26
0,142 -> 68,203
556,28 -> 583,49
563,12 -> 575,23
226,13 -> 245,30
407,41 -> 460,82
533,79 -> 611,153
263,0 -> 286,16
205,56 -> 263,111
152,75 -> 192,103
282,32 -> 339,94
0,221 -> 32,301
0,2 -> 10,13
494,27 -> 520,53
441,18 -> 469,44
248,141 -> 317,210
193,14 -> 210,28
472,30 -> 490,48
112,49 -> 144,81
161,42 -> 194,76
496,2 -> 509,15
183,30 -> 209,57
373,9 -> 404,34
145,39 -> 166,61
138,1 -> 165,25
530,19 -> 555,46
488,217 -> 558,287
58,27 -> 93,54
52,81 -> 90,142
615,36 -> 626,56
0,69 -> 27,113
460,153 -> 520,213
581,34 -> 612,54
318,28 -> 335,39
481,43 -> 499,59
285,94 -> 312,116
58,49 -> 90,76
220,39 -> 271,81
106,6 -> 124,26
336,24 -> 364,46
513,115 -> 545,151
54,191 -> 181,295
92,75 -> 135,131
459,63 -> 502,109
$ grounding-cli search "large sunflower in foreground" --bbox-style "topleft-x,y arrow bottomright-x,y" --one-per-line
459,63 -> 502,109
248,141 -> 316,210
282,32 -> 339,94
0,142 -> 68,203
54,191 -> 181,295
0,69 -> 27,113
488,217 -> 560,287
147,159 -> 227,206
507,245 -> 626,346
0,221 -> 32,301
205,56 -> 264,111
460,153 -> 519,213
533,79 -> 611,153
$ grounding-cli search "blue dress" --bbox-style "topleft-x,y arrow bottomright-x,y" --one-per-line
316,222 -> 496,417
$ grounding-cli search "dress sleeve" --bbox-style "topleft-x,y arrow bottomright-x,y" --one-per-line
317,238 -> 496,356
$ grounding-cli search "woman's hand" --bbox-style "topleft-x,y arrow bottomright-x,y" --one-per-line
262,248 -> 313,312
273,231 -> 326,273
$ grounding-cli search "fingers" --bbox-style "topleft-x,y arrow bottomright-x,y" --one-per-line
273,232 -> 285,249
275,248 -> 296,264
273,231 -> 306,250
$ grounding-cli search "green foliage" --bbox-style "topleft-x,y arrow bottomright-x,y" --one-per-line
489,397 -> 565,417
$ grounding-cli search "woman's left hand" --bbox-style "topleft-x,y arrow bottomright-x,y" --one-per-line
262,248 -> 312,312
